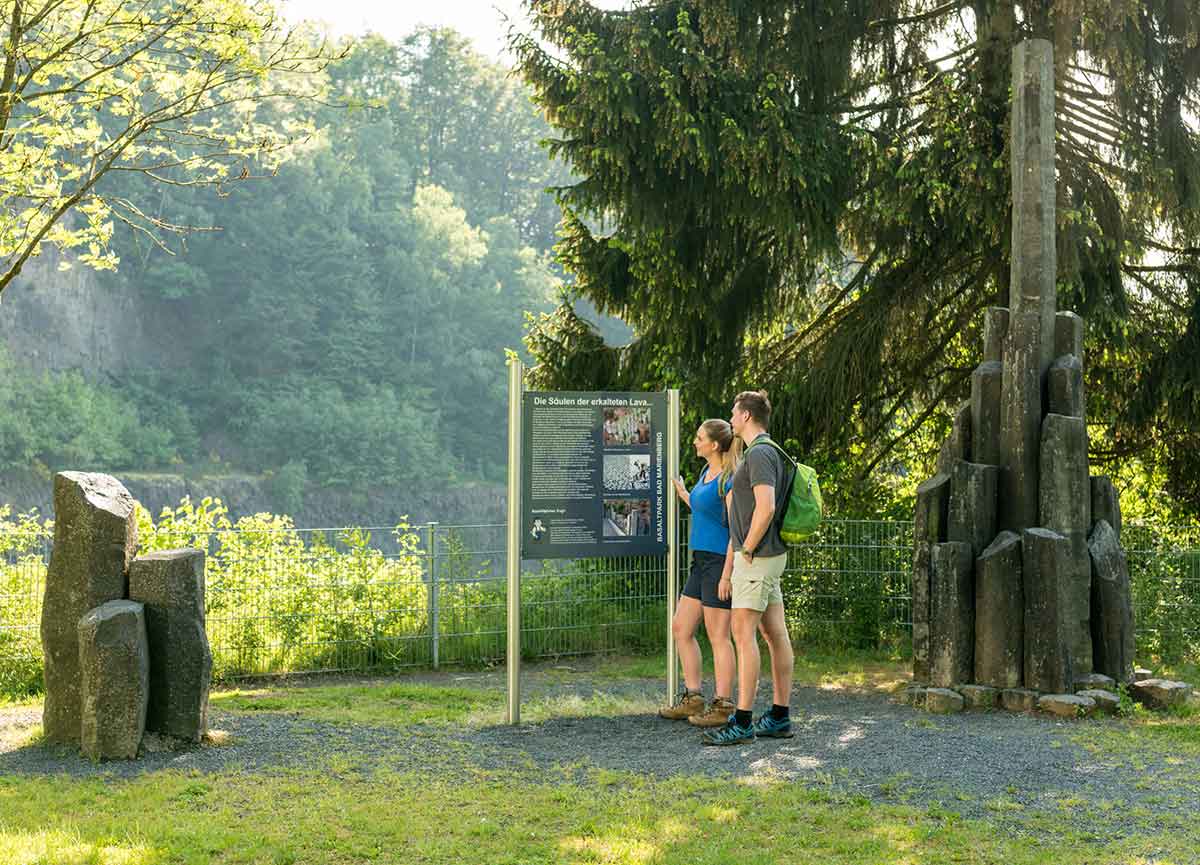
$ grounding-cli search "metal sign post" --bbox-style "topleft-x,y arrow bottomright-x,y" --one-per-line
505,357 -> 524,725
665,389 -> 680,702
504,370 -> 680,724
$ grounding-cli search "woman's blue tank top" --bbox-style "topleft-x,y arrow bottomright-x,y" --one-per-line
689,470 -> 730,555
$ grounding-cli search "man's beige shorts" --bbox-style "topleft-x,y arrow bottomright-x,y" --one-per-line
731,551 -> 787,611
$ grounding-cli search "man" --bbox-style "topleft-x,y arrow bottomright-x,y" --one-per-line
702,390 -> 795,745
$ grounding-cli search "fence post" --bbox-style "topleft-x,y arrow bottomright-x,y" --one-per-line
427,521 -> 439,669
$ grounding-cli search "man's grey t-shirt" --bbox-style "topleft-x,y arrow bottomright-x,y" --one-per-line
729,435 -> 790,557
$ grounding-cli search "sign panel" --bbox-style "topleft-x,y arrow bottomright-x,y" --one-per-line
521,391 -> 668,558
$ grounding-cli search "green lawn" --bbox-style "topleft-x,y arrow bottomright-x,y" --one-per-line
2,653 -> 1199,864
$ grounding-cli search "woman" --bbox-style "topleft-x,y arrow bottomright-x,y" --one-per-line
658,418 -> 740,727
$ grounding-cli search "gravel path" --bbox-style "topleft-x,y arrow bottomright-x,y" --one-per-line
2,676 -> 1197,839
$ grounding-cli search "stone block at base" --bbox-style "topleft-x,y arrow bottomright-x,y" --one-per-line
1074,673 -> 1116,693
900,685 -> 928,707
1001,688 -> 1039,713
958,685 -> 1000,709
1038,693 -> 1096,718
1130,679 -> 1194,710
1133,668 -> 1153,682
926,688 -> 965,714
1077,689 -> 1120,714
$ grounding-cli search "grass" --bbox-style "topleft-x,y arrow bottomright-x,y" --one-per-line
1,763 -> 1199,864
3,652 -> 1200,864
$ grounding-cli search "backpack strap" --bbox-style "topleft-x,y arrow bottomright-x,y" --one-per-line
745,436 -> 799,533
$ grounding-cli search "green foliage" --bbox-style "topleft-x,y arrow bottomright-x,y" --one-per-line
0,348 -> 198,473
0,506 -> 51,698
0,0 -> 332,296
74,28 -> 565,492
516,0 -> 1200,514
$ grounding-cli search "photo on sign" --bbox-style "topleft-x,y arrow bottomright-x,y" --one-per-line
602,407 -> 651,446
603,454 -> 650,492
603,498 -> 652,538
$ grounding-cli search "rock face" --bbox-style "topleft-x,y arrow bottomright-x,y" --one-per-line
909,38 -> 1136,715
1088,521 -> 1134,683
78,600 -> 149,761
40,472 -> 138,745
128,549 -> 212,741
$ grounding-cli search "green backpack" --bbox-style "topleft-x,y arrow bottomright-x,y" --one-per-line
748,437 -> 824,543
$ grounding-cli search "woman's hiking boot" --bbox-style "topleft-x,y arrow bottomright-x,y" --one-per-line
658,690 -> 705,720
687,697 -> 736,728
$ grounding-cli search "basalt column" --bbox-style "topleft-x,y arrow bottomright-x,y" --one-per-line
910,39 -> 1133,699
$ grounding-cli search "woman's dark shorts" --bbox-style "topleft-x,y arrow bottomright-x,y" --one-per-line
681,550 -> 731,609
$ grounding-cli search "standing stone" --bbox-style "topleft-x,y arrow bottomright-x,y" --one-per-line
1001,688 -> 1039,712
937,402 -> 973,474
970,361 -> 1004,467
983,307 -> 1010,363
78,600 -> 149,761
1090,476 -> 1122,540
948,460 -> 1000,558
1088,520 -> 1135,683
975,531 -> 1024,689
1023,528 -> 1075,694
1039,413 -> 1093,674
40,472 -> 138,745
930,541 -> 974,688
1054,311 -> 1084,363
1009,39 -> 1057,369
912,474 -> 951,683
1000,312 -> 1044,531
128,549 -> 212,741
1046,355 -> 1084,419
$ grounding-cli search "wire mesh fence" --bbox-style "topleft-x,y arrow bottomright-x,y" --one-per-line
3,517 -> 1199,694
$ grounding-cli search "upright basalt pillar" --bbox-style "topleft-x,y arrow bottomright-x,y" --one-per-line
1009,38 -> 1057,369
1040,414 -> 1092,674
1047,356 -> 1084,419
1090,476 -> 1122,540
129,549 -> 213,741
948,460 -> 1000,558
1055,311 -> 1084,363
1000,312 -> 1044,531
1023,528 -> 1075,693
983,307 -> 1010,363
975,532 -> 1024,688
937,402 -> 972,474
1089,520 -> 1134,682
40,472 -> 138,745
78,600 -> 149,761
971,361 -> 1004,466
930,541 -> 974,688
912,474 -> 951,683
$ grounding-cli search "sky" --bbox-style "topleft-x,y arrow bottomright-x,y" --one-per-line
279,0 -> 631,61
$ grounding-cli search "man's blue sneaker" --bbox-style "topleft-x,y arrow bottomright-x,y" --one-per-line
701,717 -> 755,746
753,712 -> 795,739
